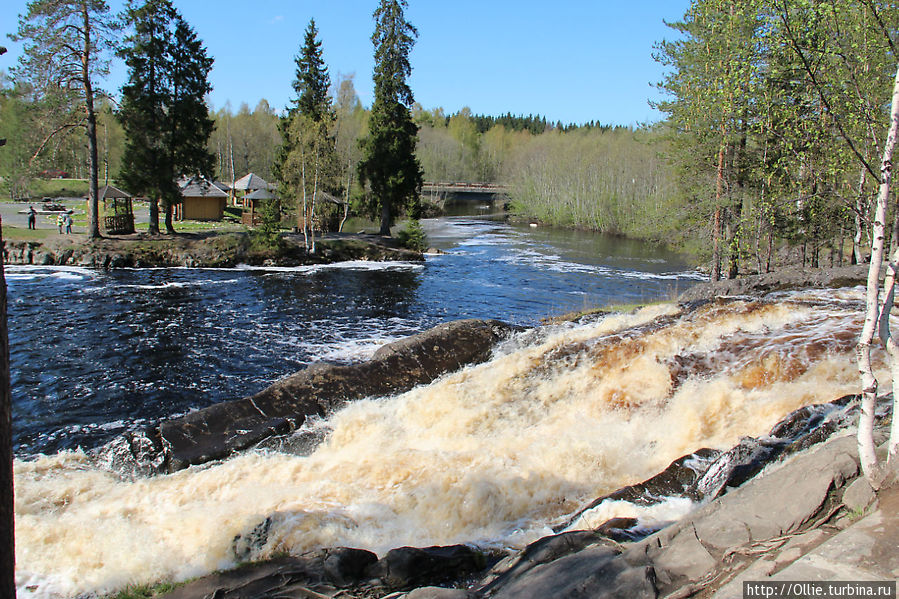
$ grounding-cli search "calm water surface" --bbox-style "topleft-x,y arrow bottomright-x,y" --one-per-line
8,215 -> 702,455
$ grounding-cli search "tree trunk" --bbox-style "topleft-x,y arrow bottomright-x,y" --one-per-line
339,167 -> 351,233
148,196 -> 160,234
855,168 -> 868,264
81,2 -> 101,239
300,150 -> 308,251
379,200 -> 391,237
710,207 -> 722,281
0,219 -> 15,599
164,202 -> 175,234
310,151 -> 319,254
856,62 -> 899,487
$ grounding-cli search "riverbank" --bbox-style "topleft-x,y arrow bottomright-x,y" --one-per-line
2,231 -> 423,268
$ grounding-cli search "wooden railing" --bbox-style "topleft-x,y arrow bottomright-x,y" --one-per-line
104,214 -> 135,235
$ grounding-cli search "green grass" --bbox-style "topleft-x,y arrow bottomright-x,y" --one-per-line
9,178 -> 97,201
171,220 -> 246,233
104,582 -> 179,599
2,226 -> 57,241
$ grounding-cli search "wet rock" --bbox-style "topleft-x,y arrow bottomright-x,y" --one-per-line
92,429 -> 168,478
558,449 -> 720,532
130,318 -> 518,472
487,544 -> 650,599
677,264 -> 869,301
479,531 -> 615,594
322,547 -> 379,587
366,545 -> 485,590
404,587 -> 476,599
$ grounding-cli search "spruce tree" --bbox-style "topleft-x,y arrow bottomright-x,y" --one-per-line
359,0 -> 423,236
118,0 -> 214,234
275,18 -> 339,251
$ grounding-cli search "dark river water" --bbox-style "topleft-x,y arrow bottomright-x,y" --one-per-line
7,214 -> 702,455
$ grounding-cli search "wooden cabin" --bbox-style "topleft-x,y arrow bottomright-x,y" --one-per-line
176,177 -> 228,221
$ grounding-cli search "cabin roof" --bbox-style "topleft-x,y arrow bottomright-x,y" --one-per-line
98,184 -> 133,199
233,173 -> 271,191
245,188 -> 276,200
180,177 -> 228,198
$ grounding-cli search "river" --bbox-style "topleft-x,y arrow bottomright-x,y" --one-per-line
12,215 -> 873,598
8,214 -> 701,456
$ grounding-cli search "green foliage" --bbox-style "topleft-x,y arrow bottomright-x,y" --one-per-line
358,0 -> 423,236
12,0 -> 120,237
275,19 -> 342,248
118,0 -> 214,234
650,0 -> 899,275
506,127 -> 680,240
250,198 -> 284,251
396,218 -> 427,251
209,100 -> 280,182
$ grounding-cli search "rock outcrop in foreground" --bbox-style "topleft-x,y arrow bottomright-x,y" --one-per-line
157,396 -> 897,599
98,319 -> 519,473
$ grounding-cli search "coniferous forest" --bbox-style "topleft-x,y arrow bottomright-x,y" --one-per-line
2,0 -> 898,275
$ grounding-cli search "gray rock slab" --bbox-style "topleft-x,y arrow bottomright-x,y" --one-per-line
403,587 -> 476,599
841,476 -> 877,513
626,435 -> 860,597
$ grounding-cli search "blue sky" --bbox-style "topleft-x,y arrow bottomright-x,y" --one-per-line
2,0 -> 690,126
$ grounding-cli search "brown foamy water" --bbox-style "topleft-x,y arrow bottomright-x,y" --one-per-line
15,290 -> 877,597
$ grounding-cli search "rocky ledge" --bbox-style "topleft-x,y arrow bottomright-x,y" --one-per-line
679,264 -> 869,302
3,231 -> 423,268
156,395 -> 897,599
97,318 -> 520,474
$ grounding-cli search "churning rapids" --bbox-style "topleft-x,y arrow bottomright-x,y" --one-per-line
7,216 -> 880,597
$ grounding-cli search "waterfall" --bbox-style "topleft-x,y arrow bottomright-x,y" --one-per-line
14,288 -> 879,597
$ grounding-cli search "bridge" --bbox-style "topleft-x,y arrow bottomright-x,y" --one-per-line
421,182 -> 509,196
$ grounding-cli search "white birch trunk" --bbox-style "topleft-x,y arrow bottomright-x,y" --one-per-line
310,150 -> 319,255
857,62 -> 899,487
301,149 -> 309,252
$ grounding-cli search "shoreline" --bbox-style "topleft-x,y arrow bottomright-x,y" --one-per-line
2,231 -> 424,269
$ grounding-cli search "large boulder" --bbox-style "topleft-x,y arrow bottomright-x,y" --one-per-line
102,319 -> 518,472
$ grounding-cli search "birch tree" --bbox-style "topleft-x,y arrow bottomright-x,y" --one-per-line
856,64 -> 899,487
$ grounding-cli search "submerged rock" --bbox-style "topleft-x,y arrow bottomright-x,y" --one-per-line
98,318 -> 519,473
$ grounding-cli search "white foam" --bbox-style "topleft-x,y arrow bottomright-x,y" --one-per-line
235,261 -> 425,274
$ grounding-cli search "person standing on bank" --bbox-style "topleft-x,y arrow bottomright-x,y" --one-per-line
64,213 -> 73,234
56,213 -> 64,233
27,206 -> 36,230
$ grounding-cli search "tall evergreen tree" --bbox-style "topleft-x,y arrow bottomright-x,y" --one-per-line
275,18 -> 339,251
294,19 -> 331,123
12,0 -> 119,239
118,0 -> 214,234
359,0 -> 423,236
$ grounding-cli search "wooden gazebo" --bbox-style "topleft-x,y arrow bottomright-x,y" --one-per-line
242,188 -> 276,226
98,184 -> 135,234
232,173 -> 272,207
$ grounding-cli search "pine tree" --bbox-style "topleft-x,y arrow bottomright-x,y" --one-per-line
359,0 -> 423,236
118,0 -> 214,234
12,0 -> 119,239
